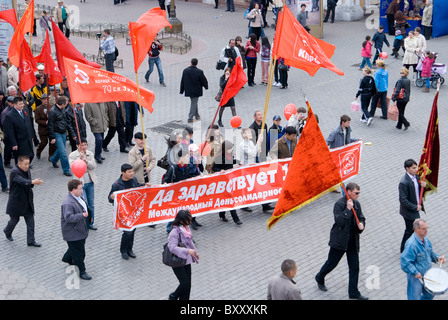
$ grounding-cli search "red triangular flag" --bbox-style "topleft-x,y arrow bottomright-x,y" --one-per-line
272,6 -> 343,76
52,19 -> 101,76
219,57 -> 247,107
267,103 -> 342,230
8,0 -> 34,67
129,8 -> 171,73
19,41 -> 37,92
0,8 -> 18,28
34,29 -> 63,85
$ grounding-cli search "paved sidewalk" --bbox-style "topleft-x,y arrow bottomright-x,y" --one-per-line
0,0 -> 447,300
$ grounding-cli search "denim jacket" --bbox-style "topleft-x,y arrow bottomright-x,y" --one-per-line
401,233 -> 439,276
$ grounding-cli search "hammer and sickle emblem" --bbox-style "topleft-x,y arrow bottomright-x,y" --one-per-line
74,64 -> 89,84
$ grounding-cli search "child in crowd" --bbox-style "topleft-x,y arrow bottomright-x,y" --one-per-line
260,36 -> 271,86
420,50 -> 435,93
360,35 -> 373,69
372,25 -> 390,66
392,30 -> 404,58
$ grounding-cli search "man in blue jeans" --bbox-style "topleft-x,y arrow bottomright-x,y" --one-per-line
144,39 -> 166,87
401,219 -> 446,300
48,96 -> 75,176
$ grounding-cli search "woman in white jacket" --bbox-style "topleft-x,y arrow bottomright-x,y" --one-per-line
402,31 -> 419,82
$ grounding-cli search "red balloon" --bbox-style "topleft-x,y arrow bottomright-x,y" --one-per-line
379,52 -> 388,59
71,159 -> 87,179
198,142 -> 211,157
230,115 -> 242,128
284,103 -> 297,120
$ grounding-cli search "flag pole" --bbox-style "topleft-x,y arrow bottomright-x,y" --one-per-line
134,71 -> 148,167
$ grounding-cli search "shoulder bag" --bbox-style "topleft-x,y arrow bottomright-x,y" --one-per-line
162,230 -> 187,268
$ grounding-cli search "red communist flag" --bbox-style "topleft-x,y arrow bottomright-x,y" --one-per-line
267,102 -> 342,230
129,8 -> 171,73
219,57 -> 247,107
52,19 -> 101,77
418,91 -> 440,201
8,0 -> 34,67
19,41 -> 37,92
0,8 -> 18,27
272,6 -> 343,76
63,57 -> 155,113
34,29 -> 63,85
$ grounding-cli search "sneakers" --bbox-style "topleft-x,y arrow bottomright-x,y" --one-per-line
367,118 -> 373,126
360,118 -> 367,123
160,82 -> 166,87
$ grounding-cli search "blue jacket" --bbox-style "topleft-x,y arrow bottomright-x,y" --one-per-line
401,233 -> 439,276
326,125 -> 358,149
374,68 -> 389,92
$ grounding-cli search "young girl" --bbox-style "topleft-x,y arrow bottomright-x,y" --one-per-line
420,50 -> 435,93
260,36 -> 271,86
360,35 -> 373,69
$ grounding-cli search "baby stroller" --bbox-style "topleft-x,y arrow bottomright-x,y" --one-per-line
415,52 -> 446,89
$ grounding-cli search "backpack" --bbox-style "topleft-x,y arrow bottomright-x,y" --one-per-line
114,47 -> 119,61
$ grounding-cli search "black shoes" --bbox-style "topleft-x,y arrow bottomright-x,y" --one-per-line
241,207 -> 252,212
122,251 -> 136,260
80,272 -> 92,280
52,161 -> 59,168
120,149 -> 129,153
102,146 -> 109,152
27,241 -> 41,247
262,204 -> 274,212
3,229 -> 13,241
350,294 -> 369,300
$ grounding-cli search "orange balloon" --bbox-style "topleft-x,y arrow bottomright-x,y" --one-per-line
198,142 -> 211,157
284,103 -> 297,120
230,115 -> 242,128
71,159 -> 87,179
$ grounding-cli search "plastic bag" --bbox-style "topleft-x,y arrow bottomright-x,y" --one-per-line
351,99 -> 360,112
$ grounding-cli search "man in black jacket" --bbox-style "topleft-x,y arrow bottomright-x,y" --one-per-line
323,0 -> 338,23
108,163 -> 150,260
315,182 -> 367,300
3,155 -> 43,246
180,58 -> 208,123
3,97 -> 36,164
399,159 -> 426,253
48,96 -> 76,176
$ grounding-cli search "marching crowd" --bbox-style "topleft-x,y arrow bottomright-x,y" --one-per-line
0,0 -> 445,301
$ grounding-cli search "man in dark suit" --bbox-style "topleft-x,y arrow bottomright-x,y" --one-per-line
399,159 -> 426,253
3,155 -> 43,246
180,58 -> 208,123
61,179 -> 92,280
3,97 -> 36,164
102,101 -> 128,153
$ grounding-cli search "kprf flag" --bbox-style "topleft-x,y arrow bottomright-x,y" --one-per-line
63,57 -> 155,113
219,56 -> 247,106
8,0 -> 34,67
267,103 -> 342,230
0,8 -> 18,28
272,6 -> 344,76
18,41 -> 37,92
52,19 -> 101,77
34,30 -> 63,85
418,91 -> 440,201
129,8 -> 171,72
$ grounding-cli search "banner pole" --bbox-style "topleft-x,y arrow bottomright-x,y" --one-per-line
135,72 -> 148,167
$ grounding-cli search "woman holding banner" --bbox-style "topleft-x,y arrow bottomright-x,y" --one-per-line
167,209 -> 199,300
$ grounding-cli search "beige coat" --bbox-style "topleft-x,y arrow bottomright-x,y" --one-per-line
248,8 -> 263,28
128,145 -> 156,184
68,149 -> 97,184
422,3 -> 433,27
54,5 -> 70,23
403,36 -> 419,65
84,102 -> 109,133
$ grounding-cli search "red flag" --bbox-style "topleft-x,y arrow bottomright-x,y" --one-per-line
52,19 -> 101,77
267,103 -> 342,230
34,30 -> 63,85
418,91 -> 440,201
63,57 -> 155,113
0,8 -> 18,28
19,41 -> 37,92
8,0 -> 34,67
129,8 -> 171,73
272,6 -> 344,76
219,57 -> 247,107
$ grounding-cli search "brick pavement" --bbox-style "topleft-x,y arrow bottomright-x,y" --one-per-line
0,0 -> 447,301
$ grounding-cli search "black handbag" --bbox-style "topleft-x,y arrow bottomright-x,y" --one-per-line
157,150 -> 170,170
216,60 -> 226,70
162,232 -> 186,268
215,88 -> 223,102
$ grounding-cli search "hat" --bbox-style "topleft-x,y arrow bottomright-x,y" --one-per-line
37,64 -> 44,70
188,144 -> 199,152
7,96 -> 15,102
41,93 -> 48,99
273,115 -> 281,121
134,132 -> 147,140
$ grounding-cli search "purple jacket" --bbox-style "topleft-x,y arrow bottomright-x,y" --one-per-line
167,226 -> 198,265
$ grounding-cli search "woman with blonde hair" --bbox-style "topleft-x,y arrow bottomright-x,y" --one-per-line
403,31 -> 419,83
392,67 -> 411,131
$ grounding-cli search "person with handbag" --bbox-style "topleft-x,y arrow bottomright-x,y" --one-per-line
245,34 -> 260,87
217,68 -> 237,127
39,11 -> 53,44
167,209 -> 199,300
392,67 -> 411,131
